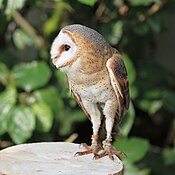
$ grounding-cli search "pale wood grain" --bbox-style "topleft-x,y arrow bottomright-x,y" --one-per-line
0,142 -> 123,175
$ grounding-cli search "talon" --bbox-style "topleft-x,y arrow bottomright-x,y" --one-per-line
108,153 -> 114,161
110,155 -> 115,161
122,152 -> 127,157
74,142 -> 102,158
95,140 -> 126,160
93,154 -> 97,160
115,151 -> 127,158
74,152 -> 79,157
74,151 -> 86,157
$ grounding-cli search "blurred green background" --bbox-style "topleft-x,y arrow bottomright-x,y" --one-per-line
0,0 -> 175,174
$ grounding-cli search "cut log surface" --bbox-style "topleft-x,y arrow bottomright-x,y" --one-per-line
0,142 -> 124,175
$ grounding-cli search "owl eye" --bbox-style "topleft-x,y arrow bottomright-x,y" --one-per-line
64,44 -> 70,51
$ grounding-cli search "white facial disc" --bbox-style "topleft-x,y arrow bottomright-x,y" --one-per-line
50,30 -> 77,68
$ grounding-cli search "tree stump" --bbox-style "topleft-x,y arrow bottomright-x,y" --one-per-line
0,142 -> 124,175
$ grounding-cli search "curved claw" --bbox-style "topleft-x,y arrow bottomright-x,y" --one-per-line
93,151 -> 111,160
74,152 -> 79,157
122,152 -> 127,158
93,153 -> 99,160
75,143 -> 103,158
74,151 -> 90,157
74,150 -> 93,157
96,141 -> 127,160
113,150 -> 127,158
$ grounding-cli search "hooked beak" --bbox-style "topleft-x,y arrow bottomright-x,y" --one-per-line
51,56 -> 60,69
52,56 -> 58,64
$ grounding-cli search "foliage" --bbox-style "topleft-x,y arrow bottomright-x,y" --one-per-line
0,0 -> 175,174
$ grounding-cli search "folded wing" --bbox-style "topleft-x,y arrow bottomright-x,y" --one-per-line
106,51 -> 130,122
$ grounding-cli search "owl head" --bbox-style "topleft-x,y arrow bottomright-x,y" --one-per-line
50,24 -> 113,73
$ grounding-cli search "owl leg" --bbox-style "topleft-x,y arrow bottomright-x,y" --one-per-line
75,101 -> 102,157
94,100 -> 124,160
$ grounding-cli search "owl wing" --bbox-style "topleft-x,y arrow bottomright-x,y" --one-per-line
106,51 -> 130,122
67,78 -> 91,120
71,90 -> 91,119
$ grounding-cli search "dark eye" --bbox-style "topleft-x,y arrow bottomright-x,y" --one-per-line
64,44 -> 70,51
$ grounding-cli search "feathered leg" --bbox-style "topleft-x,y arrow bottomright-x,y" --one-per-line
75,100 -> 103,157
94,100 -> 124,160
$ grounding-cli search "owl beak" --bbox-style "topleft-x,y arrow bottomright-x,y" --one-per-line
52,56 -> 62,69
52,56 -> 59,65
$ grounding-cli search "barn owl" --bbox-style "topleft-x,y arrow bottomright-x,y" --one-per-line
50,24 -> 130,160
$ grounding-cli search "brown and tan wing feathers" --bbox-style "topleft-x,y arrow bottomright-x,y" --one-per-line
106,51 -> 130,121
71,89 -> 91,120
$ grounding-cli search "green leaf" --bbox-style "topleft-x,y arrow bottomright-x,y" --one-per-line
112,21 -> 123,45
58,110 -> 86,136
33,86 -> 64,115
2,0 -> 26,16
44,10 -> 62,36
0,0 -> 3,6
123,54 -> 137,99
120,102 -> 135,136
32,103 -> 53,132
55,71 -> 70,98
123,54 -> 136,85
163,148 -> 175,166
144,89 -> 161,99
13,29 -> 37,49
0,87 -> 16,134
113,0 -> 123,7
0,49 -> 18,67
129,85 -> 138,99
78,0 -> 97,6
133,22 -> 150,36
128,0 -> 155,6
7,106 -> 35,144
148,15 -> 162,33
108,21 -> 123,45
163,91 -> 175,113
137,99 -> 162,114
12,61 -> 51,91
149,100 -> 162,114
115,137 -> 149,163
0,63 -> 9,85
43,2 -> 71,36
99,21 -> 123,45
124,162 -> 151,175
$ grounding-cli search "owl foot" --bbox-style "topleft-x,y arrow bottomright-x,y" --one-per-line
94,140 -> 125,160
74,143 -> 102,157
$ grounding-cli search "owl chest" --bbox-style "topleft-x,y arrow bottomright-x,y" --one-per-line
66,63 -> 116,103
71,81 -> 116,103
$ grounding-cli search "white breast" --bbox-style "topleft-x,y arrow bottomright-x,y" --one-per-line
73,83 -> 116,103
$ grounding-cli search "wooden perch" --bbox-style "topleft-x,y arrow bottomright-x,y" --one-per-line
0,142 -> 124,175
